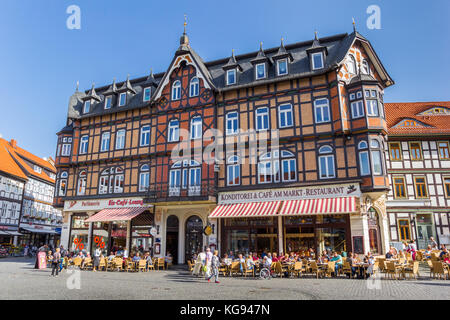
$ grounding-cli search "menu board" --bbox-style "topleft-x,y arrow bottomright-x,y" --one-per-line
353,236 -> 364,254
37,252 -> 47,269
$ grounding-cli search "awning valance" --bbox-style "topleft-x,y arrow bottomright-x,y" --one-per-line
209,201 -> 281,218
20,227 -> 57,234
85,207 -> 148,222
5,231 -> 23,236
280,197 -> 356,216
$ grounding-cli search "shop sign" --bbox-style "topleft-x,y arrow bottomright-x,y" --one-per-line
219,183 -> 361,205
64,197 -> 147,212
149,227 -> 157,237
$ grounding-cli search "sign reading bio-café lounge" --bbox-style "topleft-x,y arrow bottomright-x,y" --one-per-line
210,183 -> 389,256
61,197 -> 152,253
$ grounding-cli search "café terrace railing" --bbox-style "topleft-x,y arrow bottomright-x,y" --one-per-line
143,182 -> 216,204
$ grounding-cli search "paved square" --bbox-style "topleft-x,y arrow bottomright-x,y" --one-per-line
0,257 -> 449,300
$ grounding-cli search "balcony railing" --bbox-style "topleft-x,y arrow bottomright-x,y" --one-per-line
144,182 -> 216,203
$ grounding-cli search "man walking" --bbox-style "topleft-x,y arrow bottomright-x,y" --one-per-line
207,250 -> 220,284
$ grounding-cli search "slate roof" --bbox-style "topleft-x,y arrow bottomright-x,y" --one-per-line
66,31 -> 392,121
385,101 -> 450,135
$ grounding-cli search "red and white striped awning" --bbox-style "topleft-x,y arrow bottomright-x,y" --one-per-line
209,201 -> 281,218
279,197 -> 356,216
85,207 -> 148,222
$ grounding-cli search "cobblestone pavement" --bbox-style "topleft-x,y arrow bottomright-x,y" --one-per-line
0,257 -> 449,300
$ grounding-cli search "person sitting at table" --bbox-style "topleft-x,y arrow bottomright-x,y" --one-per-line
132,252 -> 141,262
228,251 -> 235,260
443,254 -> 450,264
262,255 -> 272,269
108,252 -> 116,261
116,247 -> 124,256
424,245 -> 432,259
365,252 -> 375,278
246,254 -> 255,270
165,252 -> 173,266
439,247 -> 449,259
385,248 -> 394,259
288,252 -> 296,262
330,252 -> 343,276
252,252 -> 259,261
237,254 -> 246,273
222,254 -> 232,266
272,252 -> 279,262
308,248 -> 315,259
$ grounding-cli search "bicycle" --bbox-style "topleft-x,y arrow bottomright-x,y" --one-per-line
259,267 -> 271,280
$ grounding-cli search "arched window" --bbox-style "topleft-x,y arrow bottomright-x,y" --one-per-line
189,77 -> 199,97
58,172 -> 68,196
98,167 -> 124,194
139,164 -> 150,192
190,117 -> 202,140
258,150 -> 280,184
227,156 -> 240,186
358,141 -> 370,176
172,80 -> 181,100
281,150 -> 296,182
77,170 -> 87,195
370,139 -> 383,175
169,160 -> 201,196
362,59 -> 370,74
318,145 -> 335,179
168,119 -> 179,142
347,55 -> 357,74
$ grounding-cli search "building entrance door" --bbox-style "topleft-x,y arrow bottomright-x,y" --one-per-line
166,215 -> 179,264
185,215 -> 203,263
416,214 -> 435,249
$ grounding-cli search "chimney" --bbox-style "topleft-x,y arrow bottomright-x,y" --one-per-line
10,139 -> 17,149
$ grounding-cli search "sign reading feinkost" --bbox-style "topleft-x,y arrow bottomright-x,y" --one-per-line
64,197 -> 149,211
218,183 -> 360,205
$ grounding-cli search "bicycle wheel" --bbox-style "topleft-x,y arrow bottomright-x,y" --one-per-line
259,268 -> 271,280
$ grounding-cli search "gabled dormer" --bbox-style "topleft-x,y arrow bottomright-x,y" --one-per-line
81,83 -> 101,114
141,69 -> 159,103
306,32 -> 328,71
393,118 -> 432,128
116,75 -> 137,107
250,42 -> 271,80
271,38 -> 294,77
417,106 -> 450,115
102,78 -> 118,110
222,49 -> 243,86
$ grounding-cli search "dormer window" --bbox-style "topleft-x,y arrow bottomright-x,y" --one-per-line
83,101 -> 91,114
312,53 -> 324,70
362,59 -> 370,74
143,87 -> 151,102
119,93 -> 126,106
347,55 -> 357,74
256,63 -> 266,80
277,59 -> 288,76
172,80 -> 181,100
104,96 -> 112,109
226,69 -> 236,85
33,165 -> 42,174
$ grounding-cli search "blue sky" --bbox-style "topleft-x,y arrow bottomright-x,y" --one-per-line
0,0 -> 449,158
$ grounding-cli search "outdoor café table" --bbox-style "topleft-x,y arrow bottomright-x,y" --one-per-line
355,263 -> 370,279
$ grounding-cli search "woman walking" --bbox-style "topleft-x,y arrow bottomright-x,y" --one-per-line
207,250 -> 220,284
93,247 -> 102,272
51,248 -> 61,277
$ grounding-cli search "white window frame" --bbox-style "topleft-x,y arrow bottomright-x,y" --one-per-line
226,112 -> 239,135
118,93 -> 126,107
351,100 -> 365,119
318,146 -> 335,179
256,107 -> 269,131
227,156 -> 240,186
115,129 -> 126,150
104,96 -> 112,109
100,132 -> 110,152
168,120 -> 180,142
139,165 -> 150,192
83,100 -> 91,114
278,104 -> 293,128
277,58 -> 288,76
367,99 -> 379,116
172,80 -> 181,100
143,87 -> 151,102
61,144 -> 71,156
190,117 -> 202,140
226,69 -> 236,85
77,171 -> 87,196
140,125 -> 150,146
314,98 -> 331,124
312,52 -> 324,70
189,77 -> 199,97
255,63 -> 266,80
79,136 -> 89,154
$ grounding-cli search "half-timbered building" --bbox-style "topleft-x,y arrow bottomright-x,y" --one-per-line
385,101 -> 450,250
54,26 -> 394,262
